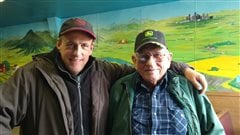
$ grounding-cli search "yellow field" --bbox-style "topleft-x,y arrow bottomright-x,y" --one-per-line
188,56 -> 240,78
188,56 -> 240,91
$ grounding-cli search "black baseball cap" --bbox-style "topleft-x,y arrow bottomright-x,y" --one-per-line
59,18 -> 96,39
134,29 -> 167,52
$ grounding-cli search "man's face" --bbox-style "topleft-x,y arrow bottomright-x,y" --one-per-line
132,45 -> 172,87
56,31 -> 94,75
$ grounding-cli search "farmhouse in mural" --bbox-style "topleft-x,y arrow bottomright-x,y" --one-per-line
0,63 -> 6,73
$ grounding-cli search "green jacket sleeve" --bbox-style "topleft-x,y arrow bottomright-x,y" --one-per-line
193,91 -> 225,134
107,81 -> 122,135
106,75 -> 133,135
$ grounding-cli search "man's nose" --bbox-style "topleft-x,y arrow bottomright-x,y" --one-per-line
145,56 -> 155,65
73,45 -> 83,55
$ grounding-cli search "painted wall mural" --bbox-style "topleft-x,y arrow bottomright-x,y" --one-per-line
0,1 -> 239,92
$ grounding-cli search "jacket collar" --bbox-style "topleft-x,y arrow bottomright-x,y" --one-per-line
121,70 -> 188,109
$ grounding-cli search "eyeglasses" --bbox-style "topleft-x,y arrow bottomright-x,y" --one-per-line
135,50 -> 169,63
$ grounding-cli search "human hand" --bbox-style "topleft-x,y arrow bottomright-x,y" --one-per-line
184,68 -> 208,94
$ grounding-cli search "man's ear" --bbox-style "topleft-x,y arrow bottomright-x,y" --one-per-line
56,38 -> 62,49
90,41 -> 95,51
132,54 -> 136,64
168,52 -> 173,61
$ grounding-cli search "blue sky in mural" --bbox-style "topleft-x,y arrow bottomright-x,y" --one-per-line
1,0 -> 239,38
87,0 -> 239,27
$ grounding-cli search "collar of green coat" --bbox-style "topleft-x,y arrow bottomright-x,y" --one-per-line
120,70 -> 188,109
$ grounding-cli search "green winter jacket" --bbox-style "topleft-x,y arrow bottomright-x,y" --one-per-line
107,71 -> 225,135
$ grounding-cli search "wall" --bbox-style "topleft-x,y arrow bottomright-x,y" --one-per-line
0,1 -> 239,92
207,91 -> 240,134
0,1 -> 239,134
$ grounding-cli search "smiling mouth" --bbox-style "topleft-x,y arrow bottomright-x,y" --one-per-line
70,58 -> 83,62
145,69 -> 155,71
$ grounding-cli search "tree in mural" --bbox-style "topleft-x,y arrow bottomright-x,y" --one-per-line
2,60 -> 10,71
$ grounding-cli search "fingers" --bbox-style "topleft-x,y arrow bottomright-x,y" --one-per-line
191,80 -> 202,92
196,74 -> 208,94
183,68 -> 208,94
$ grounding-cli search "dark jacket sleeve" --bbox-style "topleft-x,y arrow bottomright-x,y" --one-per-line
170,61 -> 190,75
0,67 -> 29,134
99,60 -> 135,86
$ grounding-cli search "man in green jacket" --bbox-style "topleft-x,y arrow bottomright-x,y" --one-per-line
107,29 -> 225,135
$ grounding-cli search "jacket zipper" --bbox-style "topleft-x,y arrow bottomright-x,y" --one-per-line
56,60 -> 85,135
77,76 -> 85,135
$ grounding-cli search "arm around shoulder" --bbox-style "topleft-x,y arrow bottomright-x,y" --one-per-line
171,61 -> 208,94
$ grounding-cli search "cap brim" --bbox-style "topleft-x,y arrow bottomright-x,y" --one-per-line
135,41 -> 167,52
60,28 -> 96,39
